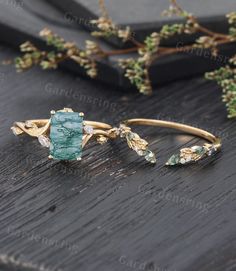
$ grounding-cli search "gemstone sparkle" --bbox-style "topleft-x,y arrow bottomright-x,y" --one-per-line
84,125 -> 94,134
38,135 -> 50,148
49,112 -> 83,160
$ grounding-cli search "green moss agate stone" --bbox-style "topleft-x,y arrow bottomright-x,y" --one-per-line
50,112 -> 83,160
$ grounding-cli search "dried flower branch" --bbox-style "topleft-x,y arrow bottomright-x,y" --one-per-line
15,0 -> 236,118
118,33 -> 160,94
205,12 -> 236,118
206,55 -> 236,118
227,12 -> 236,39
90,0 -> 133,43
15,41 -> 43,71
16,28 -> 98,78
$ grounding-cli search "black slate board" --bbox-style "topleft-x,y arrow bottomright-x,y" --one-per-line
0,44 -> 236,271
0,0 -> 235,90
48,0 -> 236,47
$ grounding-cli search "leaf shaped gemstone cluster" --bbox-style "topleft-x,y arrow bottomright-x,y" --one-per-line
119,125 -> 156,164
166,144 -> 218,166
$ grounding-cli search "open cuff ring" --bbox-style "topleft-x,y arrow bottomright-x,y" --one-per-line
11,108 -> 221,166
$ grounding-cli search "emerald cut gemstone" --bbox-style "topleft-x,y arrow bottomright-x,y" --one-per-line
49,112 -> 83,160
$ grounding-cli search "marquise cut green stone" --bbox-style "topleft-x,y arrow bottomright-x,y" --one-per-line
144,150 -> 156,164
50,112 -> 83,160
166,154 -> 180,166
191,146 -> 206,155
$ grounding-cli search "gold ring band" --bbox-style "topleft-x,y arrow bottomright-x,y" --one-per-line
121,118 -> 221,165
11,109 -> 222,166
13,119 -> 112,137
11,108 -> 113,161
123,118 -> 221,146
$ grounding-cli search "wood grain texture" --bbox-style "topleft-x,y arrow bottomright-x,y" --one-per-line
0,45 -> 236,271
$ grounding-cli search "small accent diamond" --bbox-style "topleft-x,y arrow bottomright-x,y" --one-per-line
208,146 -> 217,156
38,135 -> 50,148
84,125 -> 94,134
11,127 -> 19,136
185,156 -> 192,163
180,158 -> 186,164
136,149 -> 147,156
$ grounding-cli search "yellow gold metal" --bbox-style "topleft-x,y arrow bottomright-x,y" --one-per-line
122,118 -> 221,147
11,108 -> 113,152
12,120 -> 112,137
11,111 -> 222,165
122,118 -> 221,166
12,119 -> 51,137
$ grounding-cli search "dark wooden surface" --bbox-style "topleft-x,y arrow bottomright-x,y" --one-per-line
0,44 -> 236,271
